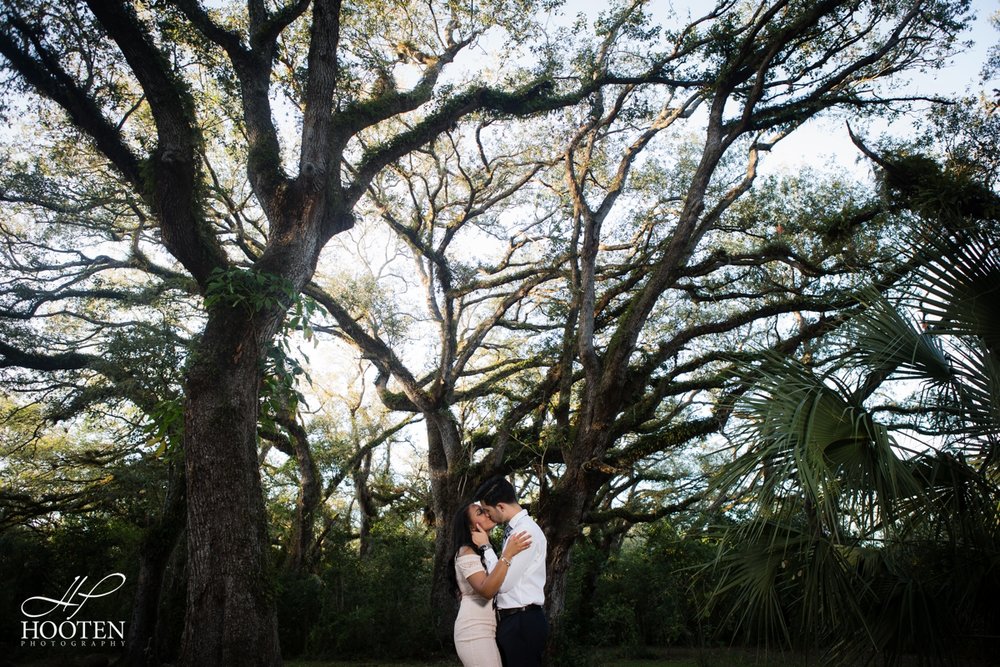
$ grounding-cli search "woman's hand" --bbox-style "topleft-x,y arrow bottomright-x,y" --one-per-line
465,529 -> 533,598
471,525 -> 491,548
501,530 -> 532,559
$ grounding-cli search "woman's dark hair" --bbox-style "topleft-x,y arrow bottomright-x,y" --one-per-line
447,503 -> 488,600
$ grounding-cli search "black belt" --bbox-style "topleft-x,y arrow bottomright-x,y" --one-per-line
496,604 -> 542,619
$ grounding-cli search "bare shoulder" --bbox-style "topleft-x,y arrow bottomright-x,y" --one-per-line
457,546 -> 477,557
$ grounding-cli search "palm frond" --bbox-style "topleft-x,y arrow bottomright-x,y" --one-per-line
709,212 -> 1000,661
847,288 -> 954,386
723,353 -> 919,532
909,227 -> 1000,355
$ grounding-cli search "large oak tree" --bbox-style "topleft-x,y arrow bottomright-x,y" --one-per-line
0,0 -> 611,663
303,0 -> 975,629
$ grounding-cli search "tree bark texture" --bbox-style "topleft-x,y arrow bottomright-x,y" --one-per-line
122,465 -> 186,667
537,463 -> 598,624
283,417 -> 321,574
426,412 -> 471,645
178,311 -> 282,666
353,453 -> 377,557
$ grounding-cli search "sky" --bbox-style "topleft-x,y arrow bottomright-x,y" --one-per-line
426,1 -> 998,177
765,0 -> 999,174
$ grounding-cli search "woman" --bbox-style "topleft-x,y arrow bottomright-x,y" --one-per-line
448,502 -> 531,667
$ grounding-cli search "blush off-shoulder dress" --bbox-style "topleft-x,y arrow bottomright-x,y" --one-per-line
454,554 -> 502,667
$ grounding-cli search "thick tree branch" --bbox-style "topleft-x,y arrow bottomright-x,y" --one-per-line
0,18 -> 142,188
345,79 -> 603,206
0,340 -> 95,371
83,0 -> 226,285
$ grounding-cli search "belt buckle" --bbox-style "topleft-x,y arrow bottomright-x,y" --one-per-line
497,604 -> 535,619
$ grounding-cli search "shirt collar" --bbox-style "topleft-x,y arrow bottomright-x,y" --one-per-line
507,508 -> 528,528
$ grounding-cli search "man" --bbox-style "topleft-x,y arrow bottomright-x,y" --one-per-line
475,476 -> 548,666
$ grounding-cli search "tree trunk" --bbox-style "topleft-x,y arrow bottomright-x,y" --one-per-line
154,529 -> 187,664
538,416 -> 617,632
120,464 -> 186,667
426,412 -> 468,646
284,417 -> 320,574
177,310 -> 282,667
353,452 -> 376,557
538,466 -> 591,625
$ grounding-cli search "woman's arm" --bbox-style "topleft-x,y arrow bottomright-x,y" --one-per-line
461,531 -> 531,598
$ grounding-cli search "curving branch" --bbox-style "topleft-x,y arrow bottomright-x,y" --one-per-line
0,339 -> 95,371
0,16 -> 142,188
84,0 -> 226,284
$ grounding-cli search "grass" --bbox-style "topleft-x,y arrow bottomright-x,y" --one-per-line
287,646 -> 812,667
288,645 -> 1000,666
20,646 -> 995,666
20,646 -> 796,667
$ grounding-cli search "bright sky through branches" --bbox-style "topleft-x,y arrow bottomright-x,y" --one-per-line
429,0 -> 998,175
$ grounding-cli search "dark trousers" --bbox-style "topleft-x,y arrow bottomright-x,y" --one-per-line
496,606 -> 548,667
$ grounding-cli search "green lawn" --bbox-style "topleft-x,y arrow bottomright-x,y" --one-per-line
287,646 -> 808,667
15,646 -> 804,667
288,645 -> 1000,667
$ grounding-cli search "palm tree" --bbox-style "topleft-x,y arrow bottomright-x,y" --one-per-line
706,180 -> 1000,664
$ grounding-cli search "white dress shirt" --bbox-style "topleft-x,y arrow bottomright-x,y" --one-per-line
482,509 -> 546,609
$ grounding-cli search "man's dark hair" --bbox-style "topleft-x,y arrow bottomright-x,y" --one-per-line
476,476 -> 517,506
